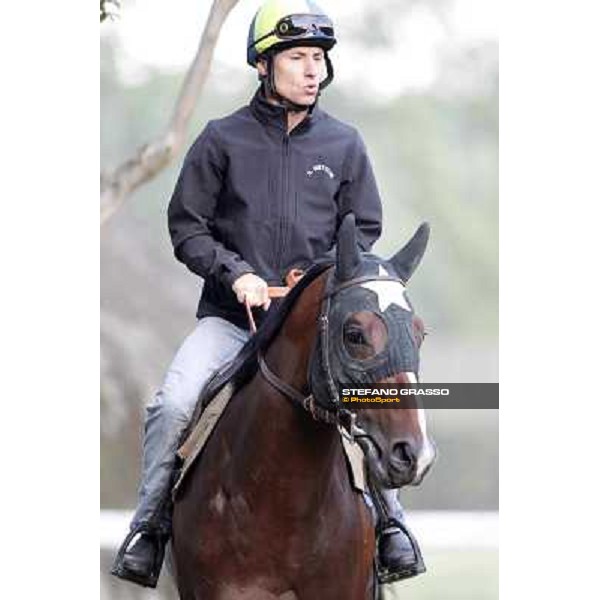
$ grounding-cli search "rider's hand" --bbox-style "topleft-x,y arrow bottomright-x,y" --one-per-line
285,268 -> 305,288
232,273 -> 271,310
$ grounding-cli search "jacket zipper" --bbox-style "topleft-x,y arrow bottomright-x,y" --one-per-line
275,133 -> 291,274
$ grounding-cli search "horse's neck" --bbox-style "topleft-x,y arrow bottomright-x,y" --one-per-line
231,273 -> 344,503
233,381 -> 343,516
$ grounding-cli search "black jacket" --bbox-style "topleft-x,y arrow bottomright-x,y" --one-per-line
168,87 -> 382,329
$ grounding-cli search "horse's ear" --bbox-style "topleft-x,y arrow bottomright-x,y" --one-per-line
388,222 -> 430,282
335,212 -> 361,282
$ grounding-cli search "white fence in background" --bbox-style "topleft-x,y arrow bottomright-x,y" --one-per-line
101,510 -> 498,551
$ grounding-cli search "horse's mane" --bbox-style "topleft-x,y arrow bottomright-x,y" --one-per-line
198,260 -> 334,409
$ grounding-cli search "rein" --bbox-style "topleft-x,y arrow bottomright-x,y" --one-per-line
244,274 -> 343,429
244,286 -> 288,334
244,268 -> 305,334
244,268 -> 408,441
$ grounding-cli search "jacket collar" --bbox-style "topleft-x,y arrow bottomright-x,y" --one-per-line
249,85 -> 321,134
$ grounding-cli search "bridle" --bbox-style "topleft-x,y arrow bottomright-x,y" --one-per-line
250,268 -> 410,442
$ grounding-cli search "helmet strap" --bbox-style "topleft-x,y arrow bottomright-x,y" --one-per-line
320,53 -> 334,90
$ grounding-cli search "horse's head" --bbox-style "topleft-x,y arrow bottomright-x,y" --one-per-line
309,214 -> 436,488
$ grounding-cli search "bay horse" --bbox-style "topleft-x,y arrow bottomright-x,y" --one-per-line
171,214 -> 436,600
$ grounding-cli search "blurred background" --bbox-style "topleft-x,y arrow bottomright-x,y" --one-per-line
100,0 -> 498,598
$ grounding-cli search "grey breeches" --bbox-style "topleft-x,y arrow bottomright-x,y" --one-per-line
130,317 -> 250,528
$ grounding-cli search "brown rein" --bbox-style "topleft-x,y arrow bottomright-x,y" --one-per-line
243,268 -> 305,333
243,268 -> 346,428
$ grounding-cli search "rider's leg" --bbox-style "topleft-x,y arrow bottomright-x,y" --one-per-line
111,317 -> 250,588
369,482 -> 426,583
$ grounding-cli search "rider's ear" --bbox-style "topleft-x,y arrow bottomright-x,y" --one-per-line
335,212 -> 361,282
388,222 -> 430,282
257,58 -> 268,78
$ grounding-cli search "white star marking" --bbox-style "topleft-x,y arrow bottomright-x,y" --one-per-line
360,265 -> 412,312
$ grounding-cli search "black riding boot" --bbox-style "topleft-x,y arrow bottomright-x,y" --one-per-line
111,522 -> 170,588
370,484 -> 425,583
111,467 -> 178,588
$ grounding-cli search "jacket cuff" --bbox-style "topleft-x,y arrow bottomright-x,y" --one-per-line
221,260 -> 256,289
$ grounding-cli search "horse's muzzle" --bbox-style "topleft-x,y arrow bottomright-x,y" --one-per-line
359,435 -> 435,489
389,441 -> 418,480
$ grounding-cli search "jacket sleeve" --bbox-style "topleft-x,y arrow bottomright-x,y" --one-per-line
167,123 -> 255,288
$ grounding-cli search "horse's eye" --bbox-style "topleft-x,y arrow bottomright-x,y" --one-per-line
346,328 -> 367,346
342,312 -> 388,360
343,324 -> 374,360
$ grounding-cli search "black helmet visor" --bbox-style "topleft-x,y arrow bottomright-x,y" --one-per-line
253,14 -> 334,48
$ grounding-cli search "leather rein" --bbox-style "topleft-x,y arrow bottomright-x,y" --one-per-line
244,269 -> 407,440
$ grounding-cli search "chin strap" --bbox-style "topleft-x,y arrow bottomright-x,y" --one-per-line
320,53 -> 334,90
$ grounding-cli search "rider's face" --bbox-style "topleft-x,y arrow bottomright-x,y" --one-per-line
259,46 -> 326,105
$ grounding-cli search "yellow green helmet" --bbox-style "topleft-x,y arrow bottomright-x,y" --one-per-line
247,0 -> 336,67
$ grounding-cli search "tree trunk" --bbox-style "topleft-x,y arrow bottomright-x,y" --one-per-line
100,0 -> 240,225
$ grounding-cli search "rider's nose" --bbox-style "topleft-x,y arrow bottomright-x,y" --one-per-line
305,60 -> 318,77
390,441 -> 417,472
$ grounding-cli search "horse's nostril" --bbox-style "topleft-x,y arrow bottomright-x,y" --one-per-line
391,441 -> 415,469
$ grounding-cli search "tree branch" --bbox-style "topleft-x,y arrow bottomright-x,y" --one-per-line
100,1 -> 120,23
100,0 -> 240,225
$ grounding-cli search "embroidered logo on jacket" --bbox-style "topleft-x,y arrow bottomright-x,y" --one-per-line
306,163 -> 335,179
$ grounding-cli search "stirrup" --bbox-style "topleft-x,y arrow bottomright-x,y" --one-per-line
375,518 -> 426,584
110,523 -> 168,588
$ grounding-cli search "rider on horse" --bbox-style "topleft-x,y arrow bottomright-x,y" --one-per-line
112,0 -> 426,588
